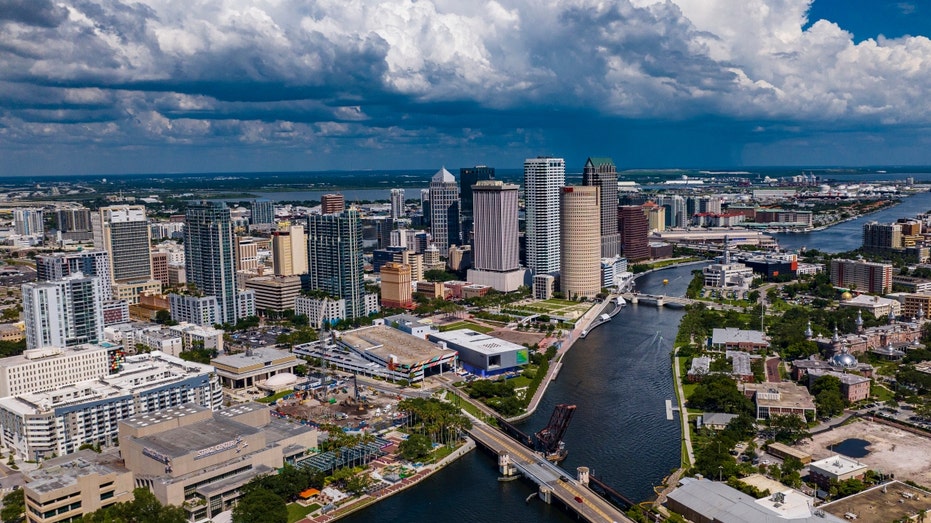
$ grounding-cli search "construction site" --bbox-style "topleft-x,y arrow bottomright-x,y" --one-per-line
270,373 -> 410,432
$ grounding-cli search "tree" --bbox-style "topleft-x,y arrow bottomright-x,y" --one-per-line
398,434 -> 433,461
768,414 -> 811,445
154,309 -> 176,326
232,489 -> 287,523
345,473 -> 374,495
687,374 -> 754,415
81,488 -> 186,523
424,269 -> 456,282
1,489 -> 24,523
812,375 -> 847,417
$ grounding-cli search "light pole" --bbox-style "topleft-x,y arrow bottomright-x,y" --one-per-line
719,465 -> 723,482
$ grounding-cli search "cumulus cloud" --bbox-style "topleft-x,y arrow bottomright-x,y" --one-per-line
1,0 -> 931,173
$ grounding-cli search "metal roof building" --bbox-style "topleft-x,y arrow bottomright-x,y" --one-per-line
667,479 -> 845,523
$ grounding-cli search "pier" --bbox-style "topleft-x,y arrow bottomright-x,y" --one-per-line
466,419 -> 635,523
579,296 -> 626,339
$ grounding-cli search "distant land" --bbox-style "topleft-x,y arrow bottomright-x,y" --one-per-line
3,166 -> 931,195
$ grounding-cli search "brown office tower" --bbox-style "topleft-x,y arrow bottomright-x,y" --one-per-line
618,205 -> 650,261
560,186 -> 601,300
321,193 -> 346,215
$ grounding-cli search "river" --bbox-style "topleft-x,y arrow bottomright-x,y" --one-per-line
342,266 -> 696,523
773,189 -> 931,252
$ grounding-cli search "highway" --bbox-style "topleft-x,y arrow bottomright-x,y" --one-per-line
467,421 -> 634,523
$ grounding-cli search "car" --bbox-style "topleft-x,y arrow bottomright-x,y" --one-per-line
574,496 -> 584,503
559,475 -> 569,482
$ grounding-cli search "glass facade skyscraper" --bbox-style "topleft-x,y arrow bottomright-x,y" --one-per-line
184,201 -> 238,325
306,209 -> 366,319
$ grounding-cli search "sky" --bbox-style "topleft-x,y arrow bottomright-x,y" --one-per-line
1,0 -> 931,176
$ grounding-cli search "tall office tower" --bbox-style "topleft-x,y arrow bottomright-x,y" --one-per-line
250,200 -> 275,227
655,194 -> 687,229
272,225 -> 308,276
524,156 -> 565,275
36,250 -> 113,300
617,206 -> 651,261
55,208 -> 92,232
321,193 -> 346,215
371,217 -> 395,250
459,165 -> 495,244
92,206 -> 153,284
560,186 -> 601,299
184,201 -> 238,325
390,189 -> 405,220
420,189 -> 430,226
307,209 -> 366,319
380,262 -> 413,309
582,157 -> 620,258
466,181 -> 525,291
429,168 -> 461,254
23,273 -> 104,349
14,208 -> 44,236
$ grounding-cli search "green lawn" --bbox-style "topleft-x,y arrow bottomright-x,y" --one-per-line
871,383 -> 895,402
287,502 -> 319,523
439,321 -> 494,333
257,389 -> 294,404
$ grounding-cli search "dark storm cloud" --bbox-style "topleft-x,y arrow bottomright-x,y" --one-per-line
0,0 -> 68,27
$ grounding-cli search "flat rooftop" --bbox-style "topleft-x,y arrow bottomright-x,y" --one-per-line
712,328 -> 767,345
742,382 -> 816,411
810,454 -> 868,476
26,450 -> 128,494
428,329 -> 524,356
122,403 -> 209,430
340,325 -> 455,366
212,347 -> 295,369
820,481 -> 931,523
135,417 -> 261,459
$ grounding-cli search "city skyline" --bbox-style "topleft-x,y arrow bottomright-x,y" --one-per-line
2,1 -> 931,176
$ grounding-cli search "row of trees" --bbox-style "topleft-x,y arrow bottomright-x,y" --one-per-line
397,397 -> 471,447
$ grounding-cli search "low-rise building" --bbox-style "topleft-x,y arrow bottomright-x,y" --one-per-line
169,294 -> 219,327
379,314 -> 439,339
294,295 -> 346,329
710,328 -> 769,352
24,450 -> 134,523
119,402 -> 317,522
805,369 -> 871,403
703,262 -> 754,289
427,329 -> 529,377
244,275 -> 302,316
211,347 -> 299,390
740,382 -> 817,420
839,294 -> 901,318
808,454 -> 868,490
667,478 -> 844,523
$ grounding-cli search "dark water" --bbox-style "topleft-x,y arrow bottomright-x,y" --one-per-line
342,265 -> 696,523
773,190 -> 931,252
831,438 -> 871,459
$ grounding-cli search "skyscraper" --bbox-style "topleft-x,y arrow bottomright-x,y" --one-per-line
13,208 -> 44,236
272,225 -> 308,276
36,250 -> 113,300
390,188 -> 405,220
307,209 -> 366,319
467,181 -> 525,292
91,205 -> 153,284
380,262 -> 413,309
655,194 -> 687,229
524,156 -> 565,275
560,186 -> 601,299
429,167 -> 461,254
23,273 -> 104,349
618,205 -> 650,261
184,201 -> 238,325
321,193 -> 346,215
250,200 -> 275,227
459,165 -> 495,244
582,157 -> 619,258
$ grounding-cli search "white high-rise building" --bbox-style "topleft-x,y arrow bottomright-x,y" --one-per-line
429,168 -> 460,254
524,156 -> 565,275
23,273 -> 104,349
390,188 -> 405,220
13,208 -> 44,236
91,206 -> 153,284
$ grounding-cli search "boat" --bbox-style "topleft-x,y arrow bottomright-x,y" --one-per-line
599,313 -> 611,322
616,296 -> 626,307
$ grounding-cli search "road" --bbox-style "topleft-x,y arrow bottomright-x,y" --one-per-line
467,420 -> 634,523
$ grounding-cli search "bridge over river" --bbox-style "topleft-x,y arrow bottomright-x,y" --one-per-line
466,419 -> 636,523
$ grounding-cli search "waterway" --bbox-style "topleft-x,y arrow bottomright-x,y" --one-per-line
342,265 -> 697,523
773,189 -> 931,252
